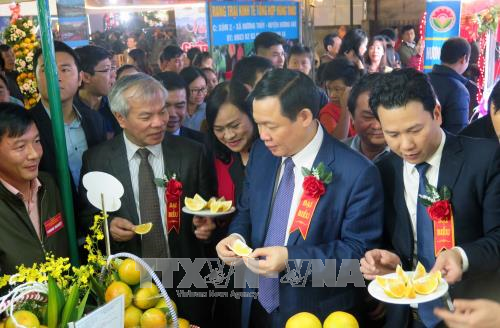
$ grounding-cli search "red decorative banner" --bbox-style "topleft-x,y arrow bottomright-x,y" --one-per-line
166,200 -> 181,234
289,194 -> 320,240
433,211 -> 455,256
44,212 -> 64,238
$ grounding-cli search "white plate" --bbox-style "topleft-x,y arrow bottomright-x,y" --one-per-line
181,206 -> 236,217
82,171 -> 124,198
367,271 -> 449,305
87,191 -> 122,212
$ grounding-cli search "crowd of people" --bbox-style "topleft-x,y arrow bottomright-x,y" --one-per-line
0,26 -> 500,328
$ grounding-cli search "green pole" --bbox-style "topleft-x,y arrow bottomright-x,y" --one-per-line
36,0 -> 80,266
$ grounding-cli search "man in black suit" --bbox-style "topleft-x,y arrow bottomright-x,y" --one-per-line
360,69 -> 500,328
153,71 -> 205,144
79,73 -> 215,326
460,80 -> 500,142
31,41 -> 106,194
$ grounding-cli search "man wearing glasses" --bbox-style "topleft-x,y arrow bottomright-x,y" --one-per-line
75,45 -> 121,139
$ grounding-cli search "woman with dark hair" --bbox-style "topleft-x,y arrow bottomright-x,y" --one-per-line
180,66 -> 208,131
192,51 -> 213,69
127,48 -> 152,75
205,80 -> 257,327
338,28 -> 368,70
366,35 -> 392,73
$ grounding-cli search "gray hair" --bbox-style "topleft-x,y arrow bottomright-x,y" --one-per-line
109,73 -> 168,116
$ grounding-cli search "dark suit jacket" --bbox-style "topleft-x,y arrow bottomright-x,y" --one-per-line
377,133 -> 500,327
459,114 -> 498,141
179,126 -> 206,145
428,65 -> 470,133
229,133 -> 384,328
78,133 -> 214,326
31,101 -> 106,195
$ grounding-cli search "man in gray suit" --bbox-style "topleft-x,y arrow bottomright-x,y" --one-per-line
79,73 -> 215,326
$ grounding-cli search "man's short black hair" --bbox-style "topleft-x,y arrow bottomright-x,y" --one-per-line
401,25 -> 415,35
347,73 -> 382,117
75,45 -> 112,74
0,102 -> 33,142
322,57 -> 361,86
288,44 -> 312,62
153,71 -> 187,91
251,69 -> 320,120
159,45 -> 184,62
369,68 -> 437,120
34,40 -> 81,72
489,80 -> 500,114
187,47 -> 201,63
323,33 -> 339,51
254,32 -> 285,54
232,56 -> 273,88
379,28 -> 397,41
440,37 -> 471,64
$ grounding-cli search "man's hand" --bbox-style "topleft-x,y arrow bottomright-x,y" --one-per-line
216,235 -> 243,266
110,217 -> 136,242
434,299 -> 500,328
360,249 -> 401,280
431,248 -> 463,284
193,216 -> 216,240
243,246 -> 288,276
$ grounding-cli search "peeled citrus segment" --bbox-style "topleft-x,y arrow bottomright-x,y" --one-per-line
413,262 -> 427,281
220,200 -> 232,212
396,265 -> 409,284
134,222 -> 153,235
413,271 -> 441,295
184,193 -> 207,211
382,279 -> 406,298
230,239 -> 253,257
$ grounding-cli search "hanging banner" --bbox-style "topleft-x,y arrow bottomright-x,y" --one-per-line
423,0 -> 462,72
209,1 -> 300,46
56,0 -> 89,48
175,5 -> 209,53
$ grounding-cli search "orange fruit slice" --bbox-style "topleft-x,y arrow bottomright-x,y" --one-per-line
184,194 -> 207,211
134,222 -> 152,235
396,265 -> 408,284
413,271 -> 441,295
206,197 -> 217,210
412,262 -> 427,281
230,239 -> 253,257
382,279 -> 406,298
210,200 -> 223,213
404,281 -> 416,299
220,200 -> 232,212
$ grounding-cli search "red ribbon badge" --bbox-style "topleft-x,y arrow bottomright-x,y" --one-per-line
44,212 -> 64,238
165,179 -> 182,234
427,200 -> 455,256
289,176 -> 326,240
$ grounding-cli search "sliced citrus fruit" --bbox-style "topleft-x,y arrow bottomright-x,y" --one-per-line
184,194 -> 207,211
230,239 -> 253,257
375,275 -> 390,288
210,200 -> 223,213
134,222 -> 153,235
382,279 -> 406,298
404,281 -> 416,299
412,262 -> 427,281
413,271 -> 440,295
206,197 -> 217,210
220,200 -> 233,212
396,265 -> 408,284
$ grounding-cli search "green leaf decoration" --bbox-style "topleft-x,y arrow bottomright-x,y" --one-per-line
89,275 -> 105,304
154,178 -> 165,187
301,167 -> 311,177
76,288 -> 90,321
60,283 -> 80,327
441,186 -> 451,200
418,197 -> 433,207
324,172 -> 333,184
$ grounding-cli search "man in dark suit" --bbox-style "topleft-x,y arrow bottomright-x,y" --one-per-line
31,41 -> 106,195
78,73 -> 215,326
216,69 -> 384,328
360,69 -> 500,328
460,80 -> 500,142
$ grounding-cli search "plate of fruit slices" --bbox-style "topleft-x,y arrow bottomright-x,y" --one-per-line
182,194 -> 236,217
367,263 -> 449,305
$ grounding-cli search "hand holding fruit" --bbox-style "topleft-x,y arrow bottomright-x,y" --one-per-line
216,235 -> 243,266
360,249 -> 401,280
244,246 -> 288,276
110,217 -> 136,242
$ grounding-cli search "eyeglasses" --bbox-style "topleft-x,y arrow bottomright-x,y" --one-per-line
94,67 -> 117,74
190,87 -> 207,95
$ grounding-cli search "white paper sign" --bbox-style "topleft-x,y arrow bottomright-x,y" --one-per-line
72,295 -> 124,328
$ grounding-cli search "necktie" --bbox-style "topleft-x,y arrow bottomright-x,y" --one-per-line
137,148 -> 168,258
415,162 -> 441,327
258,157 -> 295,314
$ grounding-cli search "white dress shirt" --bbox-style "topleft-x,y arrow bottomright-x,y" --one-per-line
123,133 -> 170,243
403,129 -> 468,271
